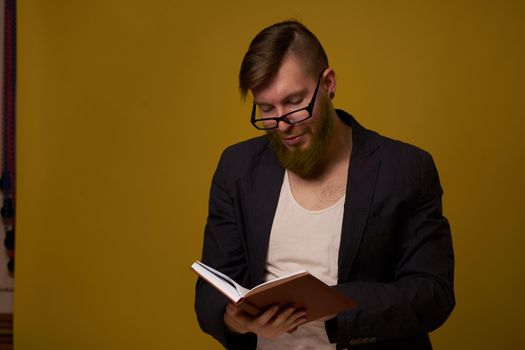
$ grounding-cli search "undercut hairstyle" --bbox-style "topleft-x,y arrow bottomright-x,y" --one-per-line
239,20 -> 329,99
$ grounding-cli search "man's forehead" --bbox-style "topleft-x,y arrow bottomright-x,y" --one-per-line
251,57 -> 315,102
252,88 -> 308,106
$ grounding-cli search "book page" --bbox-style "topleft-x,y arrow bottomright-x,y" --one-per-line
192,262 -> 249,300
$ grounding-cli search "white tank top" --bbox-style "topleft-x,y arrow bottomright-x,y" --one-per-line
257,170 -> 345,350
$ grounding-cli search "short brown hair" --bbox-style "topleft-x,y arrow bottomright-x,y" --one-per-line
239,20 -> 329,99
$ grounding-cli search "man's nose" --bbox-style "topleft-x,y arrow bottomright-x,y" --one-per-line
277,118 -> 292,133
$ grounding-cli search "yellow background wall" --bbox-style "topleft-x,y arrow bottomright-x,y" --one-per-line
16,0 -> 524,349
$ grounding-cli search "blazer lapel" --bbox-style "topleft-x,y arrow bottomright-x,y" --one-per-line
338,112 -> 381,282
248,146 -> 285,285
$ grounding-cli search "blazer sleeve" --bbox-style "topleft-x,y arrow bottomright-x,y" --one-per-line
194,149 -> 257,350
330,150 -> 455,344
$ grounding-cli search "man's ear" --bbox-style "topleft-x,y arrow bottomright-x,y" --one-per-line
322,68 -> 336,99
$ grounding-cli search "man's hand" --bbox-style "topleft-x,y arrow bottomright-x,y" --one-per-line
224,303 -> 308,339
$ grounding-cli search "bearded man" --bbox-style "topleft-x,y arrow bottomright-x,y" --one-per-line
195,20 -> 455,350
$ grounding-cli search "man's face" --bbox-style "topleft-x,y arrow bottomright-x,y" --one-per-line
252,56 -> 333,176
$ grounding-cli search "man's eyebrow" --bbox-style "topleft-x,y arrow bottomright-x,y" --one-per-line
254,89 -> 308,106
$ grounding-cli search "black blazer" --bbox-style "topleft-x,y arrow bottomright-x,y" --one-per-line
195,110 -> 455,350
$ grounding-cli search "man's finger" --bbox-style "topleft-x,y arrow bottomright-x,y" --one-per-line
271,306 -> 298,327
282,309 -> 307,329
254,305 -> 280,327
287,316 -> 308,331
226,304 -> 253,324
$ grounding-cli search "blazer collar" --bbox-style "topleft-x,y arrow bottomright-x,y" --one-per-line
336,109 -> 381,158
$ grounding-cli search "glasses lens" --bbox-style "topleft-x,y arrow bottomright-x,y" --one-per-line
286,109 -> 310,124
253,118 -> 278,130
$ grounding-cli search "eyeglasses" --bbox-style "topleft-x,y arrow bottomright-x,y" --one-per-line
250,71 -> 325,130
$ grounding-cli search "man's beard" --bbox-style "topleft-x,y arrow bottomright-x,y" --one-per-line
267,102 -> 333,177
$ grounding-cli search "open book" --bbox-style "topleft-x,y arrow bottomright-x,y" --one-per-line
191,261 -> 356,322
